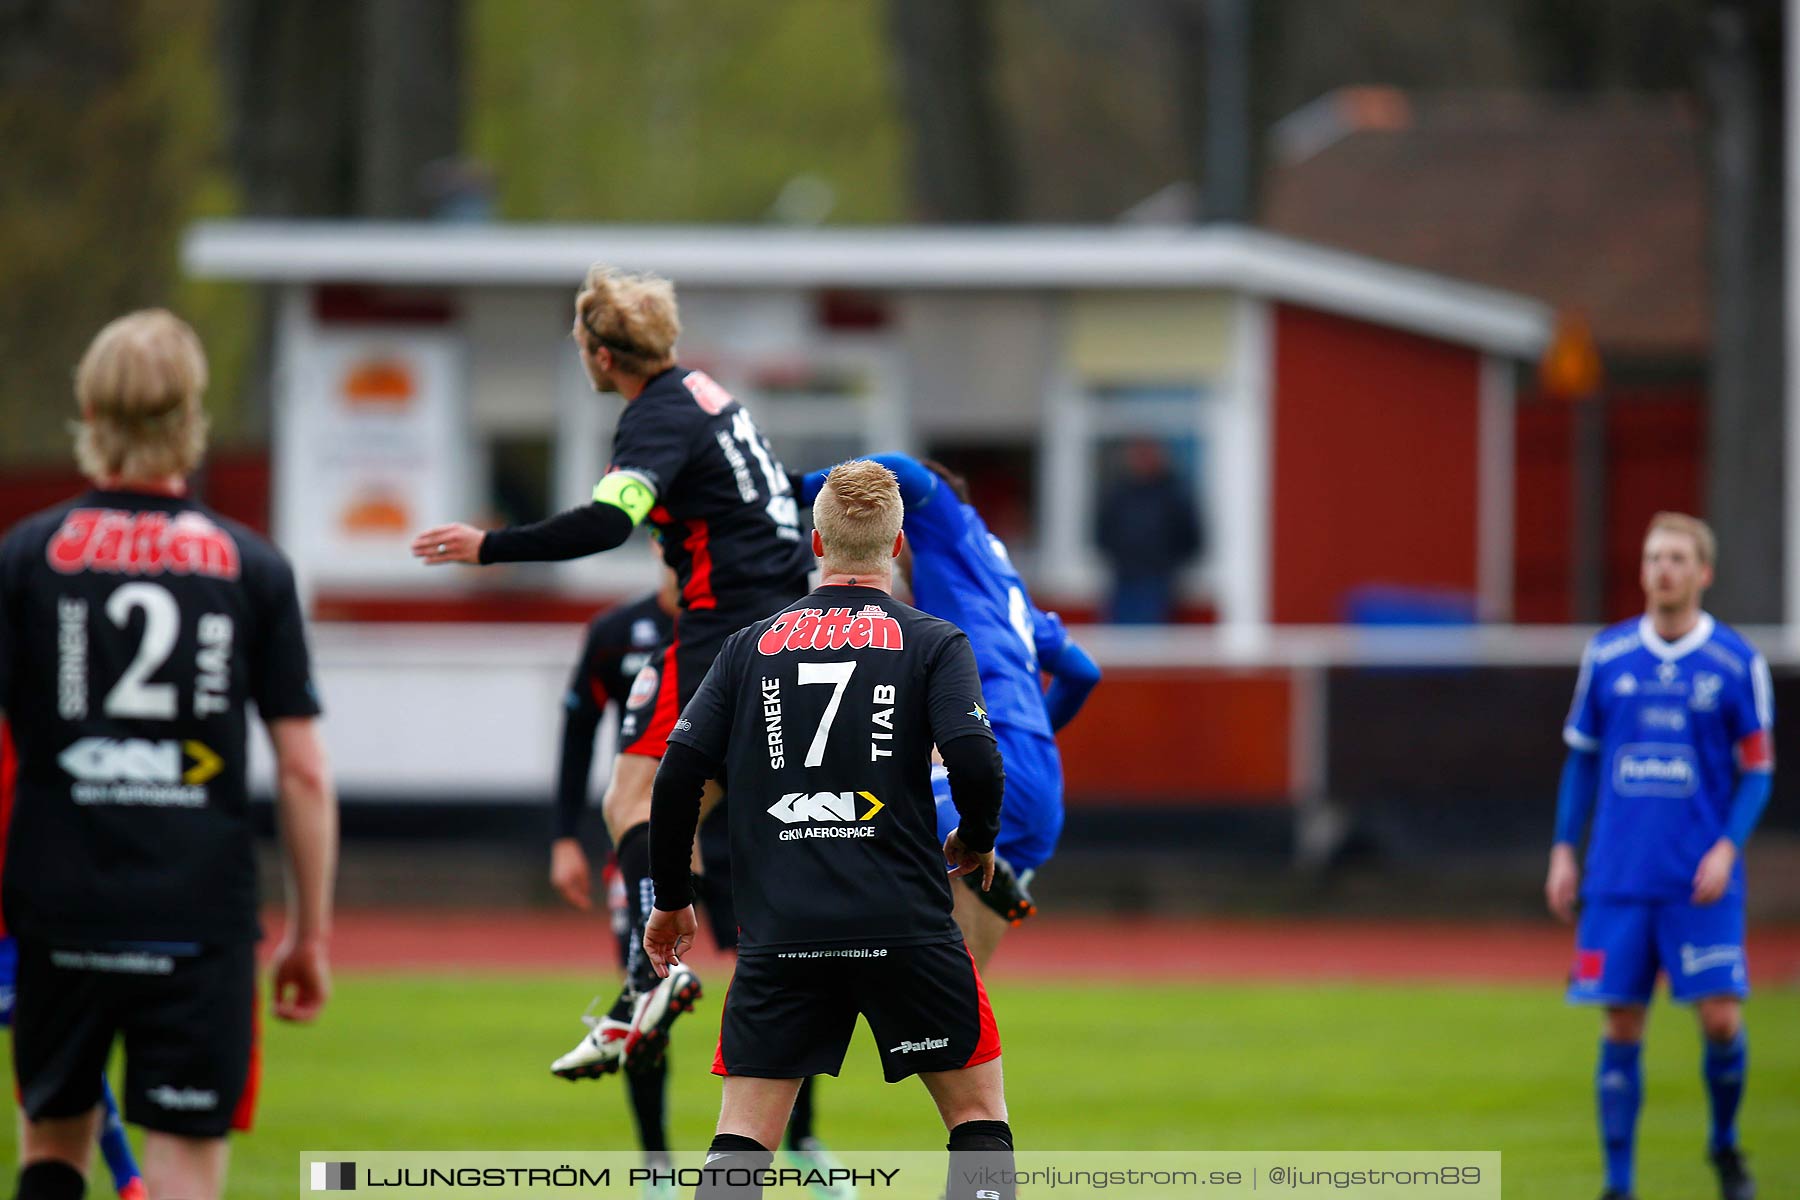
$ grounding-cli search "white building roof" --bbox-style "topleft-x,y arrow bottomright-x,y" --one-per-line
183,220 -> 1551,357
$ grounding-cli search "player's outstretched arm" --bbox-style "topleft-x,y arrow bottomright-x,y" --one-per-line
802,453 -> 938,509
1545,748 -> 1598,922
868,452 -> 939,506
1043,637 -> 1101,732
409,521 -> 486,564
412,499 -> 638,567
269,716 -> 337,1021
413,470 -> 657,566
643,741 -> 715,975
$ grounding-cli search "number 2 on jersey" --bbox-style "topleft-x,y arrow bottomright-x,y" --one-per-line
103,582 -> 180,719
796,660 -> 855,767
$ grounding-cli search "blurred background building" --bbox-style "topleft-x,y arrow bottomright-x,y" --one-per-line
4,0 -> 1797,915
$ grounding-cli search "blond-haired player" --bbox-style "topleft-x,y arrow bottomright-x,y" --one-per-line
412,268 -> 813,1080
645,460 -> 1017,1199
0,311 -> 336,1200
1548,513 -> 1772,1200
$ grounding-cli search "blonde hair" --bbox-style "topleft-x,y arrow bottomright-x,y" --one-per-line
73,309 -> 210,483
814,459 -> 903,574
575,265 -> 680,376
1645,511 -> 1716,567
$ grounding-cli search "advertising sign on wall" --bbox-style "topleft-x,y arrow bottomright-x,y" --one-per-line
278,331 -> 465,584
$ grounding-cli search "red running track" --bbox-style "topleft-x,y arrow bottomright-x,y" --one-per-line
269,910 -> 1800,988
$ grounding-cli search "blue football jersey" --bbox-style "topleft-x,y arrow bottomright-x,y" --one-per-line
1564,613 -> 1774,900
903,477 -> 1067,750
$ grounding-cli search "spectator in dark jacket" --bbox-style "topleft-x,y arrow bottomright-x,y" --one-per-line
1095,438 -> 1202,624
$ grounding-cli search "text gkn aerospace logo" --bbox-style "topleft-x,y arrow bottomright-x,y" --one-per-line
768,790 -> 885,841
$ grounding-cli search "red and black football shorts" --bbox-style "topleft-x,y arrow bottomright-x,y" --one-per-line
620,591 -> 798,758
11,938 -> 259,1138
714,939 -> 1002,1083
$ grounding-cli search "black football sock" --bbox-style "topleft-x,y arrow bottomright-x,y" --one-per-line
945,1120 -> 1015,1200
785,1075 -> 816,1148
696,1133 -> 772,1199
626,1050 -> 670,1162
15,1161 -> 86,1200
615,822 -> 659,996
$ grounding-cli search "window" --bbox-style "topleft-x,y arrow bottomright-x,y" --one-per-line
736,358 -> 903,481
1086,384 -> 1213,573
486,434 -> 554,527
1032,380 -> 1217,606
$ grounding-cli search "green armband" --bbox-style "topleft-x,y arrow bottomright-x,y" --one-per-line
593,471 -> 656,525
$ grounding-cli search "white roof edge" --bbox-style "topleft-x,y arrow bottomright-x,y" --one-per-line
181,220 -> 1552,357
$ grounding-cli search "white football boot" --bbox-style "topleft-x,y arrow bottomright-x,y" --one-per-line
550,995 -> 630,1080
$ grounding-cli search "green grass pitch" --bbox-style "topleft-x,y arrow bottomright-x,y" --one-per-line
3,975 -> 1795,1198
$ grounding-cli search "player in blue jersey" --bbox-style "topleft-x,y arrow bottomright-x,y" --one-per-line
803,455 -> 1101,968
1546,513 -> 1773,1200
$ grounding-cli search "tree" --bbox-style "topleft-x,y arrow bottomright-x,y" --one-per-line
885,0 -> 1018,221
0,0 -> 231,464
1700,0 -> 1784,621
218,0 -> 463,219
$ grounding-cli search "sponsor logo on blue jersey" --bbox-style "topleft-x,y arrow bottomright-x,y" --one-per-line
1612,743 -> 1699,798
1566,613 -> 1773,899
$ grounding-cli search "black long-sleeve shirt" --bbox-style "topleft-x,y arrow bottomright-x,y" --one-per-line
554,594 -> 672,840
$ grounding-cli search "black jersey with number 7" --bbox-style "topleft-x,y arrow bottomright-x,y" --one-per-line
666,584 -> 997,956
0,490 -> 320,945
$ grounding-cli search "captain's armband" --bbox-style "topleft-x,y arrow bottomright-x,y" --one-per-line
593,471 -> 657,525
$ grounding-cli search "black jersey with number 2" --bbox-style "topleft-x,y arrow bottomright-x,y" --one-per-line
0,490 -> 321,945
666,584 -> 997,956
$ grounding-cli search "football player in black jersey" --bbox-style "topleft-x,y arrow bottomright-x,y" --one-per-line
551,565 -> 848,1193
0,311 -> 337,1200
549,565 -> 685,927
0,724 -> 145,1199
411,267 -> 812,1079
546,569 -> 699,1172
644,460 -> 1016,1200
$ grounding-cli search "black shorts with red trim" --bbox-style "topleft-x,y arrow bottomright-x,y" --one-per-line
11,937 -> 258,1137
714,939 -> 1001,1083
620,590 -> 800,758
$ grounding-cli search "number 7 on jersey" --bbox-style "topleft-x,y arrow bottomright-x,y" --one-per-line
796,660 -> 856,768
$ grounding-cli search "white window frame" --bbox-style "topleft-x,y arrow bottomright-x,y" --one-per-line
1039,375 -> 1223,607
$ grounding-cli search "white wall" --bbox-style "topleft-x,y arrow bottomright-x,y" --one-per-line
250,623 -> 584,799
895,292 -> 1060,439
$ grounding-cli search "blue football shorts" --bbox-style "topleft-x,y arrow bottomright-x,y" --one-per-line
932,732 -> 1064,874
1567,895 -> 1749,1006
